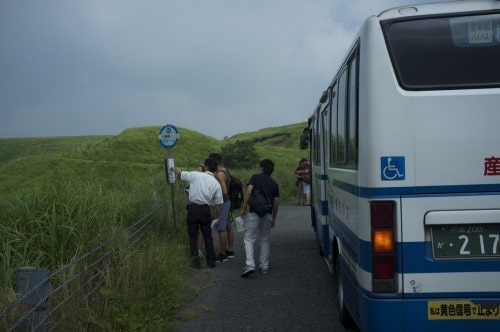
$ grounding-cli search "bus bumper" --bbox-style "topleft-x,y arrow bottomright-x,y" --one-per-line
358,294 -> 500,332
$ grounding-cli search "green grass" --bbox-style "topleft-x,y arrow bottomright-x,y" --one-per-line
0,122 -> 308,329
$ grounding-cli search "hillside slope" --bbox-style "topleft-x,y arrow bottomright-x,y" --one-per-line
0,135 -> 109,165
0,123 -> 308,199
0,123 -> 307,165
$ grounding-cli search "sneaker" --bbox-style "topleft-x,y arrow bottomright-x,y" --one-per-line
225,250 -> 235,258
216,253 -> 228,262
241,266 -> 255,278
260,268 -> 268,274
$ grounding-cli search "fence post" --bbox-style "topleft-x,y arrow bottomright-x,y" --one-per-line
16,267 -> 50,332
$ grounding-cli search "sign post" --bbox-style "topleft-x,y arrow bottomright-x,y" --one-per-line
158,124 -> 179,227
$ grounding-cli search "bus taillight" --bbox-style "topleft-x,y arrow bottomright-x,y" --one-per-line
370,201 -> 396,293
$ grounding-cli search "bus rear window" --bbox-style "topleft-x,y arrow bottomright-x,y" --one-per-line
382,13 -> 500,90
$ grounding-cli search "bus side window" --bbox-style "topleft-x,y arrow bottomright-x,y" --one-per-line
337,70 -> 347,163
330,83 -> 338,166
347,55 -> 359,165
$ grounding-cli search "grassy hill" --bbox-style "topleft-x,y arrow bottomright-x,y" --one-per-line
0,135 -> 109,165
0,123 -> 307,166
0,123 -> 308,200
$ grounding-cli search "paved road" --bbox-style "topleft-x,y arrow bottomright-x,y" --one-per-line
175,203 -> 359,332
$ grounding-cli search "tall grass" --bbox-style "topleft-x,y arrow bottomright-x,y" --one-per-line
0,173 -> 190,330
0,180 -> 133,288
85,232 -> 188,330
52,215 -> 189,331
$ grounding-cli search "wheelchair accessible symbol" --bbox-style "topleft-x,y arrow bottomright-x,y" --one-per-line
381,156 -> 405,181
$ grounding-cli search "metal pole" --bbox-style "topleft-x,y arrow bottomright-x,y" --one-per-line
166,151 -> 177,228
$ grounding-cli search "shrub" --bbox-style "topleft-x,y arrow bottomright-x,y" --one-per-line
221,141 -> 259,169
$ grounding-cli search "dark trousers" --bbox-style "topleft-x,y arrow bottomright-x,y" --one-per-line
187,203 -> 216,267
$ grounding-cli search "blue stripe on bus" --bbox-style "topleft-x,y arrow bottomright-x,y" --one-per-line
358,284 -> 500,299
359,240 -> 500,274
322,224 -> 330,256
332,214 -> 361,261
333,216 -> 500,274
320,200 -> 328,216
400,241 -> 500,273
402,290 -> 500,298
331,179 -> 500,198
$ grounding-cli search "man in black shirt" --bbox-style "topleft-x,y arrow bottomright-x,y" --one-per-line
239,159 -> 280,277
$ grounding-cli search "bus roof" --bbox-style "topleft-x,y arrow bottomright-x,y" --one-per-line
377,0 -> 500,21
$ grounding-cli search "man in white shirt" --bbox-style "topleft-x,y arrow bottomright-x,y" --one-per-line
172,158 -> 223,268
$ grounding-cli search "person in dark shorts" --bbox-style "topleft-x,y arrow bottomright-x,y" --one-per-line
209,152 -> 235,262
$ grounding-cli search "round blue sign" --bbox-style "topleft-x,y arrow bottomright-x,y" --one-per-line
158,124 -> 179,149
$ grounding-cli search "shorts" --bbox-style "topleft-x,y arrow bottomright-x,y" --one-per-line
215,200 -> 232,231
303,182 -> 311,194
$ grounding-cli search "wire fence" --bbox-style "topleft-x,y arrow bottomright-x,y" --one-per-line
0,198 -> 180,331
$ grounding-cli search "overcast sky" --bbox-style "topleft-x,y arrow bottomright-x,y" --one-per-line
1,0 -> 437,140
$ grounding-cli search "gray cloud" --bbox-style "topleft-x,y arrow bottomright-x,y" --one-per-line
0,0 -> 436,139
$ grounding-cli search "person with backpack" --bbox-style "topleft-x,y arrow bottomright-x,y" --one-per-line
209,153 -> 235,261
239,159 -> 280,278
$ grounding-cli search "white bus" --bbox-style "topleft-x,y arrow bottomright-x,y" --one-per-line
301,1 -> 500,331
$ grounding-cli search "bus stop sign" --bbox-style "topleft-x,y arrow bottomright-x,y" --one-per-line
158,124 -> 179,149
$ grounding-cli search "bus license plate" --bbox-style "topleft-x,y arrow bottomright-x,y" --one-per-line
428,300 -> 500,320
431,224 -> 500,259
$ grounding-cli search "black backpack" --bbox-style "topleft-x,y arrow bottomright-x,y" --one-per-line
228,174 -> 243,210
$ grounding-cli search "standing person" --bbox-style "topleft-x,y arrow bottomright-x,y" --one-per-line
208,153 -> 235,262
239,159 -> 280,277
184,163 -> 208,257
294,159 -> 305,205
171,158 -> 223,269
302,158 -> 311,206
195,164 -> 206,256
295,158 -> 311,206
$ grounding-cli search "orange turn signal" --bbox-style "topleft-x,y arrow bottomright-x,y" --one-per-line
373,230 -> 393,253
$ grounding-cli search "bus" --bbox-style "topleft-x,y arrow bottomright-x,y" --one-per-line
301,1 -> 500,331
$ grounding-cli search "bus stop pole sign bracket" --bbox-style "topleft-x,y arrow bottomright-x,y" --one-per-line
158,124 -> 179,227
